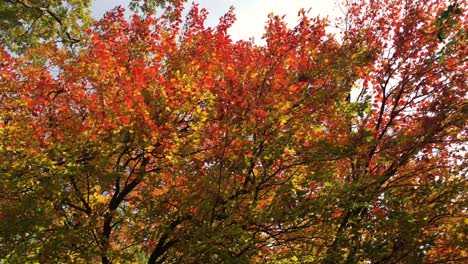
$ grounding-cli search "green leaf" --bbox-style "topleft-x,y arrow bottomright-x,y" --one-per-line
441,10 -> 450,19
447,19 -> 458,26
437,30 -> 447,41
439,55 -> 446,63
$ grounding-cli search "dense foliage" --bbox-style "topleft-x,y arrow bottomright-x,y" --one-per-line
0,0 -> 92,52
0,0 -> 466,263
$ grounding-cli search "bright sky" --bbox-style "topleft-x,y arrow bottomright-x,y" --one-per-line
91,0 -> 342,42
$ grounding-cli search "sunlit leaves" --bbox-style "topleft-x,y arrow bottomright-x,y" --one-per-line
0,0 -> 466,263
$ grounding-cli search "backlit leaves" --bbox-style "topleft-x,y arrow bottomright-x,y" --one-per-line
0,0 -> 466,263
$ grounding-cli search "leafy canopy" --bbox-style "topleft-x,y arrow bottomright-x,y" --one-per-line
0,0 -> 466,263
0,0 -> 92,52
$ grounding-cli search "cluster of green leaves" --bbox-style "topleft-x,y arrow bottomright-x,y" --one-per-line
0,0 -> 93,52
435,1 -> 463,41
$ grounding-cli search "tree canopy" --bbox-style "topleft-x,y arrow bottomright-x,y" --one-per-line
0,0 -> 182,53
0,0 -> 467,263
0,0 -> 92,52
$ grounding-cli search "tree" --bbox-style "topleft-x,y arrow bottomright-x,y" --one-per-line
0,0 -> 182,53
0,0 -> 93,53
0,0 -> 466,263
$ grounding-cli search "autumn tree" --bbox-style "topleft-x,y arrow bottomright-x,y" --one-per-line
0,0 -> 466,263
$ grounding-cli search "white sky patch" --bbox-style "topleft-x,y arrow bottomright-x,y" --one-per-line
91,0 -> 342,42
91,0 -> 131,19
208,0 -> 340,42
